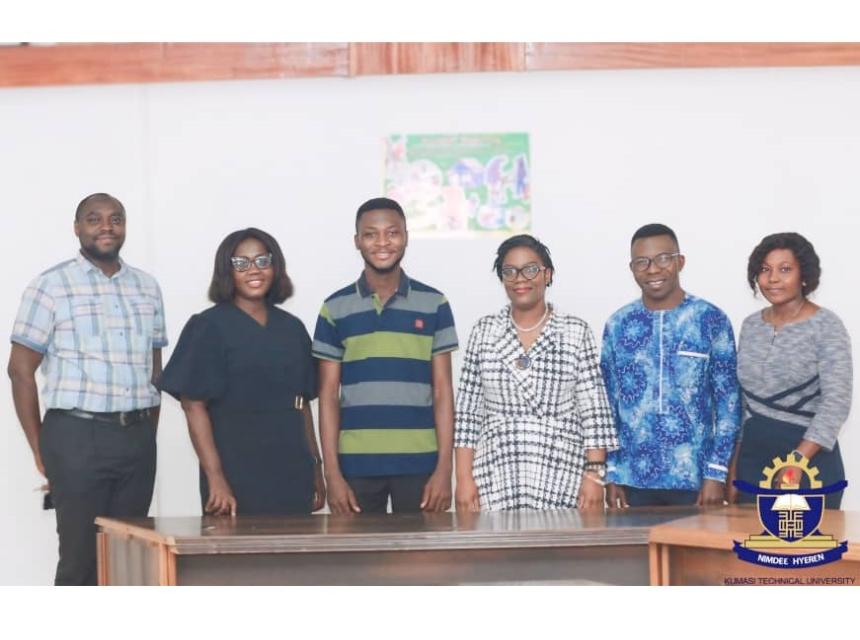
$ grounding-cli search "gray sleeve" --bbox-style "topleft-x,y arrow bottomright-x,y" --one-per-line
805,311 -> 853,450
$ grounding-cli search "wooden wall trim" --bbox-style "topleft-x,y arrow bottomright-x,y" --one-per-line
349,43 -> 525,76
0,43 -> 349,88
2,42 -> 860,89
526,43 -> 860,71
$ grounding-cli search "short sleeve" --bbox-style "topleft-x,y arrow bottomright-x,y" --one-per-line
159,314 -> 226,402
311,302 -> 344,362
151,281 -> 169,349
432,296 -> 458,354
10,276 -> 55,354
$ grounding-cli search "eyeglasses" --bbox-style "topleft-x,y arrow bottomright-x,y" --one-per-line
231,253 -> 273,272
500,263 -> 547,282
629,252 -> 681,273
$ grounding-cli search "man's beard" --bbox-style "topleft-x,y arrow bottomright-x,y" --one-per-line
81,242 -> 123,263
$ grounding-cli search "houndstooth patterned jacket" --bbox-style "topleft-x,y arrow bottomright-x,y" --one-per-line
455,306 -> 618,510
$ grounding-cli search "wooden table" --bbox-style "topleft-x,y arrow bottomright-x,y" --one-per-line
649,506 -> 860,585
96,507 -> 701,585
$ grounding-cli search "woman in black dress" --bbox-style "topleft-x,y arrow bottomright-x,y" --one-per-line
161,228 -> 325,515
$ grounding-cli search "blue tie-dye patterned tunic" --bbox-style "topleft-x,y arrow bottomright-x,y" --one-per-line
599,294 -> 741,490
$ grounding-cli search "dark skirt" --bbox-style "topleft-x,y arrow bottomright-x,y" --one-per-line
736,412 -> 845,509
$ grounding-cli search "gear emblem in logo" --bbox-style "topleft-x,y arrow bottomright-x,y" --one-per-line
758,454 -> 822,490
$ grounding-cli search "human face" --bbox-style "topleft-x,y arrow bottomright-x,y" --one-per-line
74,198 -> 126,262
501,246 -> 552,311
630,234 -> 685,309
757,248 -> 804,306
354,209 -> 408,274
231,237 -> 274,302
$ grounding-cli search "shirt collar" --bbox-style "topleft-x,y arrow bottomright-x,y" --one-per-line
356,269 -> 410,299
76,251 -> 126,279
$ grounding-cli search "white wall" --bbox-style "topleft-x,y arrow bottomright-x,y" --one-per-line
2,66 -> 858,584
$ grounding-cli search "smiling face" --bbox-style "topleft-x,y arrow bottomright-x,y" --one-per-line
630,234 -> 685,309
354,208 -> 408,274
757,248 -> 804,306
501,246 -> 552,311
74,197 -> 126,262
231,237 -> 274,302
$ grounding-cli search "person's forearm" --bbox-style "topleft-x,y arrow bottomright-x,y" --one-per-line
150,348 -> 162,432
9,373 -> 42,460
455,447 -> 475,481
181,400 -> 226,481
794,440 -> 822,460
432,396 -> 454,475
318,389 -> 343,479
585,448 -> 606,463
301,404 -> 322,461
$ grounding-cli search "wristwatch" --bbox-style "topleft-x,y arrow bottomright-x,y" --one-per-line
584,461 -> 607,479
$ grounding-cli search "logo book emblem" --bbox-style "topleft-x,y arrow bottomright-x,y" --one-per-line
732,454 -> 848,568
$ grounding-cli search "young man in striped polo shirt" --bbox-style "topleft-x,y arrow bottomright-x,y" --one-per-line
313,198 -> 458,513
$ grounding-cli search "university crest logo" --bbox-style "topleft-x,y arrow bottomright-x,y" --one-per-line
732,453 -> 848,569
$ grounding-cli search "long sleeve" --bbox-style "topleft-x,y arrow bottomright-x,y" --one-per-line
804,313 -> 853,450
702,312 -> 741,482
454,319 -> 488,449
576,324 -> 618,451
600,323 -> 623,483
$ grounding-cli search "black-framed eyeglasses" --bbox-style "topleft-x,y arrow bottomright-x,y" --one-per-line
231,253 -> 273,272
629,252 -> 681,273
500,263 -> 547,282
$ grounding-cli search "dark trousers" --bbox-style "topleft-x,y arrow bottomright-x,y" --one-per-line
347,474 -> 431,513
621,485 -> 699,507
737,413 -> 845,509
39,409 -> 157,585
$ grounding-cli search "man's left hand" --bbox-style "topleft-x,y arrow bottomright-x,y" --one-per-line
420,469 -> 452,512
696,479 -> 725,507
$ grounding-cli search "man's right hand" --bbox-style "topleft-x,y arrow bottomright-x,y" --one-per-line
606,483 -> 629,509
326,474 -> 361,514
205,474 -> 237,516
455,475 -> 480,512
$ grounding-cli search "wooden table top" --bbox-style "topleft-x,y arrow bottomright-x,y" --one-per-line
649,505 -> 860,560
96,506 -> 704,555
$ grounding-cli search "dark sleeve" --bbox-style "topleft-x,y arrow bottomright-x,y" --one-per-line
300,319 -> 319,401
158,313 -> 227,402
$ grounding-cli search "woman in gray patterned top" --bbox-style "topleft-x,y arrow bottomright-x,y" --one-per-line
731,232 -> 852,508
454,235 -> 618,511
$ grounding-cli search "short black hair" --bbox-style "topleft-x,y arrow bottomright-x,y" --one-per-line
355,197 -> 406,230
492,234 -> 554,285
208,227 -> 294,304
75,193 -> 125,221
631,223 -> 679,248
747,232 -> 821,297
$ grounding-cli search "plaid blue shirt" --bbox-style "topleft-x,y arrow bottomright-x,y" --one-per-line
11,253 -> 168,412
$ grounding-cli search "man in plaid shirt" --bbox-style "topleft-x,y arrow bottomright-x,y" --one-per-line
8,193 -> 168,585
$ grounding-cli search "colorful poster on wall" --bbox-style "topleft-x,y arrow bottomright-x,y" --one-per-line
384,132 -> 531,236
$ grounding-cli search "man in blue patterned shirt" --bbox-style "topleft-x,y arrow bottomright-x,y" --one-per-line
8,193 -> 167,584
600,224 -> 740,508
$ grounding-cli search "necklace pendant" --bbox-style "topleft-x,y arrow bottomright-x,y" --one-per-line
514,355 -> 531,370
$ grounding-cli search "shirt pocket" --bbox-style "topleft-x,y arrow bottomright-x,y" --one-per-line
128,299 -> 155,336
70,299 -> 101,338
673,350 -> 709,391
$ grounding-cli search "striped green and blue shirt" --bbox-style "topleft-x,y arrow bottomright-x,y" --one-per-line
11,253 -> 168,412
312,271 -> 458,477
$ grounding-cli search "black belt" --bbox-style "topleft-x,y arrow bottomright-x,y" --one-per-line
56,407 -> 153,427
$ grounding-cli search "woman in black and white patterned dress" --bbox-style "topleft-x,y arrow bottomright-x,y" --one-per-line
454,235 -> 618,511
